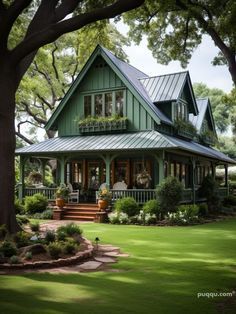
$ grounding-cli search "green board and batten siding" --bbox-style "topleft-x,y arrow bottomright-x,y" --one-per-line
57,57 -> 154,136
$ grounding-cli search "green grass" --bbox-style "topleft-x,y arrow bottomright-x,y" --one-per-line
1,219 -> 236,314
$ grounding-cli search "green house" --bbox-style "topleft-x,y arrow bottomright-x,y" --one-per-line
16,45 -> 235,214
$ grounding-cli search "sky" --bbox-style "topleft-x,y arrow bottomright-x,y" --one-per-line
116,22 -> 233,93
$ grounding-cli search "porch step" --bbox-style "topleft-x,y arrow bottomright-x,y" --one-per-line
62,203 -> 99,221
64,215 -> 95,221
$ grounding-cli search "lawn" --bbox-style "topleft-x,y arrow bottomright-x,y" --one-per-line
0,218 -> 236,314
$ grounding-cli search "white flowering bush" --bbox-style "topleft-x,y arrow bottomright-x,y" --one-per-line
166,204 -> 200,225
137,210 -> 157,225
108,211 -> 129,224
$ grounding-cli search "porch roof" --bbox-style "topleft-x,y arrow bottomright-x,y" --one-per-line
16,130 -> 235,164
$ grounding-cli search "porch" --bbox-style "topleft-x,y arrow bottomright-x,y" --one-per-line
23,186 -> 229,204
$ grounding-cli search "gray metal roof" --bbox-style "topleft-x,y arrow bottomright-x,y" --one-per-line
102,47 -> 172,124
16,131 -> 173,154
16,131 -> 235,164
140,72 -> 188,102
189,98 -> 208,131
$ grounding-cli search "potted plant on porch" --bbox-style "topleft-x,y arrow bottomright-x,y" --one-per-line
55,184 -> 70,208
97,186 -> 112,211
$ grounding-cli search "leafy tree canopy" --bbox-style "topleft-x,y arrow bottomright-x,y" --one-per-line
124,0 -> 236,85
193,83 -> 232,133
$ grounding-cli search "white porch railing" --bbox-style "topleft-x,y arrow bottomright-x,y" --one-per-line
111,189 -> 158,204
24,187 -> 57,201
21,186 -> 229,204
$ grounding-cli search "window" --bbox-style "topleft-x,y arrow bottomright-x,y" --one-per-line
83,90 -> 125,117
174,101 -> 187,121
105,93 -> 112,116
84,95 -> 91,117
115,90 -> 124,117
95,94 -> 103,116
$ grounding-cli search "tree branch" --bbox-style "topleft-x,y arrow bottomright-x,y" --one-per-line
15,131 -> 34,145
0,0 -> 33,47
20,101 -> 47,125
183,16 -> 190,52
54,0 -> 82,22
51,43 -> 59,80
10,0 -> 145,68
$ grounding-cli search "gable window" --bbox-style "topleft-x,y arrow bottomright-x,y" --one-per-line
95,94 -> 103,116
174,101 -> 187,121
84,95 -> 92,117
83,90 -> 125,118
115,90 -> 124,117
105,93 -> 112,116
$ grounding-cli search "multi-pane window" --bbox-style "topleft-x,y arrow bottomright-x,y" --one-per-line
84,90 -> 124,118
84,95 -> 92,117
174,101 -> 187,121
95,94 -> 103,116
115,90 -> 124,117
105,93 -> 112,116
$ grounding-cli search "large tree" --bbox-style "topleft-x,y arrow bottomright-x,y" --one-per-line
0,0 -> 144,233
124,0 -> 236,86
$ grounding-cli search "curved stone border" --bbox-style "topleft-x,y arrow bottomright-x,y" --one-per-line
0,237 -> 94,270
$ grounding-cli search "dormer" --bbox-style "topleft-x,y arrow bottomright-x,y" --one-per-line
189,98 -> 217,146
140,71 -> 198,123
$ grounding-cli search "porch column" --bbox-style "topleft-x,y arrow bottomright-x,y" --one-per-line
224,164 -> 229,195
59,156 -> 65,185
101,154 -> 116,188
40,159 -> 47,185
191,158 -> 196,204
18,155 -> 25,202
155,152 -> 164,185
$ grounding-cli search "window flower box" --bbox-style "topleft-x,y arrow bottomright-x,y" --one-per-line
78,116 -> 128,134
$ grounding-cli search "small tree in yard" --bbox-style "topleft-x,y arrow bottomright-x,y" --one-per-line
157,177 -> 184,215
198,175 -> 220,213
0,0 -> 144,233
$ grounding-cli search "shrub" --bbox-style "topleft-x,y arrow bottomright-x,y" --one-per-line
25,252 -> 32,260
0,224 -> 8,240
48,242 -> 62,259
166,205 -> 200,225
0,241 -> 17,257
118,212 -> 129,224
63,239 -> 78,254
108,211 -> 120,224
129,216 -> 139,224
177,204 -> 199,218
143,200 -> 160,217
57,223 -> 82,237
10,255 -> 21,264
157,177 -> 184,213
24,193 -> 48,214
45,230 -> 56,243
33,208 -> 53,220
16,214 -> 30,226
57,231 -> 67,241
15,199 -> 25,214
198,203 -> 208,216
137,210 -> 157,225
30,222 -> 40,232
114,197 -> 139,217
13,231 -> 31,248
223,195 -> 236,207
198,175 -> 220,212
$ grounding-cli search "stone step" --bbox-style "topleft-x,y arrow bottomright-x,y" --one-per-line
64,207 -> 98,212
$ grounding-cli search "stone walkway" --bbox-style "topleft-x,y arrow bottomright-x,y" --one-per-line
6,220 -> 129,274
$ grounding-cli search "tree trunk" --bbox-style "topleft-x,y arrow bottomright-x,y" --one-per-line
0,59 -> 19,233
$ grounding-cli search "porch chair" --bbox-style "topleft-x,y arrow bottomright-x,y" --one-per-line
68,183 -> 79,203
112,181 -> 128,202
